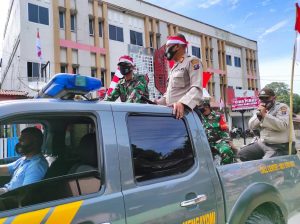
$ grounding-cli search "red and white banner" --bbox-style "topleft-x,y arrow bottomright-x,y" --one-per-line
231,96 -> 259,111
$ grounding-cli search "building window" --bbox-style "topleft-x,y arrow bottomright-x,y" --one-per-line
109,25 -> 124,42
130,30 -> 143,46
210,49 -> 213,61
234,56 -> 241,67
226,55 -> 232,66
156,34 -> 161,49
28,3 -> 49,25
89,18 -> 94,36
27,62 -> 45,80
60,64 -> 67,73
149,33 -> 153,48
98,21 -> 102,37
91,68 -> 97,77
59,11 -> 65,29
192,46 -> 201,59
72,66 -> 78,74
101,71 -> 105,87
70,14 -> 76,32
128,115 -> 195,182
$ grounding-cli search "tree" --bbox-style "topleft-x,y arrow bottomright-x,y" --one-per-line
264,82 -> 300,114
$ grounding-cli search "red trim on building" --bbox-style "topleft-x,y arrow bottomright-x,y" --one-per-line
60,39 -> 106,55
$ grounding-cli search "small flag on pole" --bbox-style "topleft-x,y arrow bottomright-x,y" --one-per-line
295,3 -> 300,33
202,71 -> 213,98
295,3 -> 300,62
106,69 -> 123,96
36,29 -> 42,61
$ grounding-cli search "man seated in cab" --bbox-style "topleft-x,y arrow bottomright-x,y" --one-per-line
0,127 -> 48,194
105,55 -> 149,103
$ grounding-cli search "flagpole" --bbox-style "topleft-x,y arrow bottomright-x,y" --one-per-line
289,32 -> 297,155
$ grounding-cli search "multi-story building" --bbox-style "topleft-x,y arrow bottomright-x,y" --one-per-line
0,0 -> 260,128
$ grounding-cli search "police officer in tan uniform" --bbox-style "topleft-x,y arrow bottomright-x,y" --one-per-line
156,33 -> 203,119
238,88 -> 296,161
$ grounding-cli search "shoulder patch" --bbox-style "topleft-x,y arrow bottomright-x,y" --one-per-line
191,59 -> 200,70
280,106 -> 287,115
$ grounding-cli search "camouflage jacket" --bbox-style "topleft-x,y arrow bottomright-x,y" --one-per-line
105,75 -> 149,103
201,111 -> 229,145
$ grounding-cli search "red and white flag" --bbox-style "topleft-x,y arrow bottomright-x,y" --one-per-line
36,29 -> 42,61
106,69 -> 123,96
295,3 -> 300,62
202,71 -> 212,98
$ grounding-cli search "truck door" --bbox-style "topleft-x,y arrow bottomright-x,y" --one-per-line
0,109 -> 126,224
114,111 -> 218,224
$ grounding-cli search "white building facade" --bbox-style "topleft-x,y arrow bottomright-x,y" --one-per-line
1,0 -> 260,128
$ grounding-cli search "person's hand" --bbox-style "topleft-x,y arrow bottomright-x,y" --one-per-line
173,102 -> 185,119
0,187 -> 8,195
257,103 -> 267,118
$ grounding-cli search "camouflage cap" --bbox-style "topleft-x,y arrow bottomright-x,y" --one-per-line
258,88 -> 275,98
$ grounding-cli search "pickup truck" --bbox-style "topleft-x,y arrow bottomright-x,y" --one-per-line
0,98 -> 299,224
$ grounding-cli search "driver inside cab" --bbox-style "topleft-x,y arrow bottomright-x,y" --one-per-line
0,127 -> 48,195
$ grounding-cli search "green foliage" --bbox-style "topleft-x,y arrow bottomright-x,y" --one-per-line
263,82 -> 300,114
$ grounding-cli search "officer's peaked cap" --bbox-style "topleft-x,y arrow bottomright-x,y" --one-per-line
259,88 -> 275,98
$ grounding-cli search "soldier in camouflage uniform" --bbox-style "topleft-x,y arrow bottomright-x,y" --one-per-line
105,55 -> 149,103
199,102 -> 235,165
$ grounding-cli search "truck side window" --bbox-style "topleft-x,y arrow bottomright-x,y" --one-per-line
0,115 -> 101,212
128,115 -> 195,182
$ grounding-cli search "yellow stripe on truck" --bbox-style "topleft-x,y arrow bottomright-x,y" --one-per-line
0,218 -> 7,224
12,208 -> 50,224
46,200 -> 83,224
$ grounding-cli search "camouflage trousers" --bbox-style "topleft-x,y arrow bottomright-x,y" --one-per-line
210,140 -> 235,165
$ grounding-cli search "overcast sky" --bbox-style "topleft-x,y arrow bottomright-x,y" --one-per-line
0,0 -> 299,94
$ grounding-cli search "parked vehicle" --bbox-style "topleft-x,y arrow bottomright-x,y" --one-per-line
0,74 -> 299,223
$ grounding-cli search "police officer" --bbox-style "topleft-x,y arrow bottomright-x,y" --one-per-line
156,33 -> 203,119
199,102 -> 235,165
238,88 -> 296,161
105,55 -> 149,103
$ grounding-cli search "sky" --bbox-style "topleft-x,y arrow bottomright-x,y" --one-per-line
0,0 -> 299,94
145,0 -> 300,94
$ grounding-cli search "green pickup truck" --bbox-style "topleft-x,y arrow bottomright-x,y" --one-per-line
0,98 -> 299,224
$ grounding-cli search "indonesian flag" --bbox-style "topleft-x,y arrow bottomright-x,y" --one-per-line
296,3 -> 300,62
36,30 -> 42,61
106,69 -> 123,96
202,71 -> 213,98
295,3 -> 300,33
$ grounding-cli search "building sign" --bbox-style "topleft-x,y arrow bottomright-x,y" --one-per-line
154,46 -> 168,94
231,96 -> 259,111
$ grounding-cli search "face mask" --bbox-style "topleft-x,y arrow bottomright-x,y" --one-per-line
15,142 -> 33,155
164,45 -> 177,60
264,100 -> 275,110
260,98 -> 275,110
119,65 -> 132,76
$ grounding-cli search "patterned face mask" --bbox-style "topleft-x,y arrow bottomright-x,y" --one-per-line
119,65 -> 132,75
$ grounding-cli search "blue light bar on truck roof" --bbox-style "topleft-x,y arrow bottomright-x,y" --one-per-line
36,73 -> 102,99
